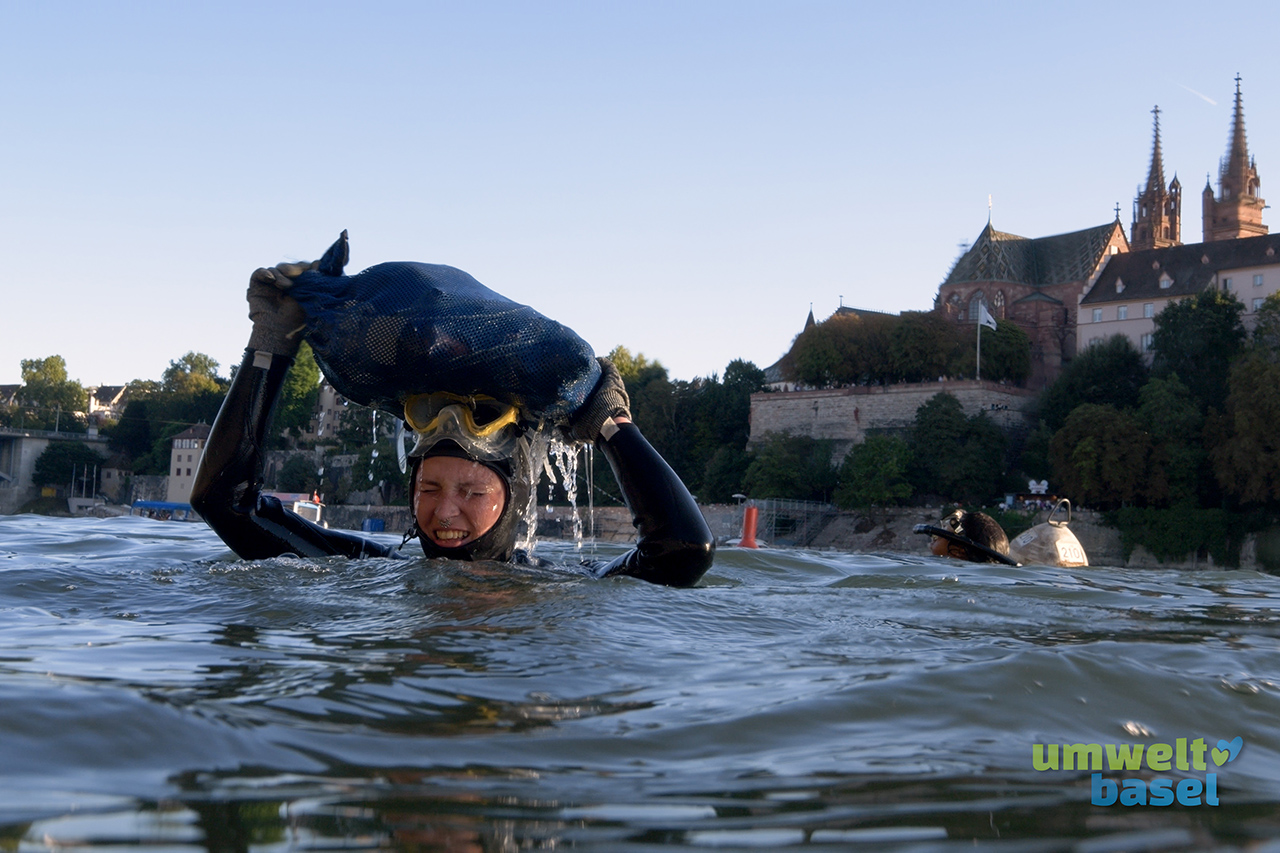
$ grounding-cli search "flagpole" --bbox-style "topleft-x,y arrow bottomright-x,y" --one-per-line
976,321 -> 982,381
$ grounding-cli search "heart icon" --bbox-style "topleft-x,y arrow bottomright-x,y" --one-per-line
1212,736 -> 1243,765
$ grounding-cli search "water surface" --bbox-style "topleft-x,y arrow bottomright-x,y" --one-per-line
2,514 -> 1279,851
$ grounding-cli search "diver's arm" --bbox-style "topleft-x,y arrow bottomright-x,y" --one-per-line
190,350 -> 396,560
591,420 -> 715,587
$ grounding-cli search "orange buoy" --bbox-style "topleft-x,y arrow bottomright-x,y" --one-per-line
740,505 -> 759,548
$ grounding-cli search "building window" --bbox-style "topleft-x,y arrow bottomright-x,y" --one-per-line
1159,274 -> 1173,289
186,468 -> 191,476
1143,303 -> 1154,318
1141,333 -> 1154,351
1254,298 -> 1265,312
175,468 -> 181,476
1255,274 -> 1265,287
1115,278 -> 1125,293
967,291 -> 986,321
1092,308 -> 1103,323
1118,305 -> 1128,320
1224,277 -> 1233,290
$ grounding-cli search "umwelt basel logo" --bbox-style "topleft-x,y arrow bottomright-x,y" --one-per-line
1032,736 -> 1243,806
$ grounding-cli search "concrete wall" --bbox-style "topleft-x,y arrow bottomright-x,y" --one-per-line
748,380 -> 1037,460
0,429 -> 110,514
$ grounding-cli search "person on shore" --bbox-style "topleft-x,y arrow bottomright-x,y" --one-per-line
190,235 -> 714,587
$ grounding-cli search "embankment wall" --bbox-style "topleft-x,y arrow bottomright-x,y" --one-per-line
323,503 -> 1269,571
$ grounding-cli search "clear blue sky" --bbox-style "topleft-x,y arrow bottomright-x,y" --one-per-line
2,1 -> 1275,387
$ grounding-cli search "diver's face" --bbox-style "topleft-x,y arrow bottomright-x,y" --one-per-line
414,456 -> 506,549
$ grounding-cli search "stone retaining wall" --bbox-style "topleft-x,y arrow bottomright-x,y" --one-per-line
320,502 -> 1267,571
749,380 -> 1037,459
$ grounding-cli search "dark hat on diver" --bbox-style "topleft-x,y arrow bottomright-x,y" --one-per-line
913,510 -> 1017,566
408,439 -> 530,563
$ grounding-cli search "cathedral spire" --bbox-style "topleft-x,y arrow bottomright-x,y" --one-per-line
1223,74 -> 1253,193
1146,105 -> 1166,193
1132,105 -> 1181,250
1203,75 -> 1266,242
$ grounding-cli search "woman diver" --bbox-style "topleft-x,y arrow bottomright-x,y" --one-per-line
190,236 -> 715,588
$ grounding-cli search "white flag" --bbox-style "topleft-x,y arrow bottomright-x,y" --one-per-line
978,302 -> 998,331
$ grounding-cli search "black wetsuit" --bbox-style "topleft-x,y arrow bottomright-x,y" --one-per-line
190,348 -> 715,588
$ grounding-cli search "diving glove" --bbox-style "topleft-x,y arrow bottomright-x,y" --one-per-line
563,357 -> 631,444
246,263 -> 313,356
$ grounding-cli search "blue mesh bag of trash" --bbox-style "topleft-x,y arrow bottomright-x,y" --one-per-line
287,232 -> 601,421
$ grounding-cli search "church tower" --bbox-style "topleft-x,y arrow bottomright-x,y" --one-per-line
1131,105 -> 1181,250
1203,75 -> 1267,242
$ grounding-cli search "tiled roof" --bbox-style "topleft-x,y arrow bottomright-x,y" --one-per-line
1081,232 -> 1280,305
171,423 -> 212,441
945,221 -> 1123,287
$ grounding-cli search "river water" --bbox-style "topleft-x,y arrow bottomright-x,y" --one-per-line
2,513 -> 1279,851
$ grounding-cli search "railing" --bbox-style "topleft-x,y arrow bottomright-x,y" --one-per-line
0,427 -> 108,441
752,498 -> 840,547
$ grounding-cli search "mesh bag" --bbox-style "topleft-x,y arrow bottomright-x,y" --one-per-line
288,234 -> 600,421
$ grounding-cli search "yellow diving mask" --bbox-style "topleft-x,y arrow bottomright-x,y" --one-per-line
403,392 -> 522,462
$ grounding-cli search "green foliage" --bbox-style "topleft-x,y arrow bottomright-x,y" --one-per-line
888,312 -> 959,382
1151,288 -> 1246,412
1251,292 -> 1280,359
1038,335 -> 1148,431
274,342 -> 321,441
277,454 -> 319,493
33,441 -> 105,488
1136,375 -> 1205,507
608,346 -> 668,387
17,355 -> 89,431
978,320 -> 1032,385
743,434 -> 839,502
1049,404 -> 1161,509
106,400 -> 154,460
1107,506 -> 1266,567
162,352 -> 224,397
785,311 -> 1032,388
1210,353 -> 1280,507
834,434 -> 913,508
700,445 -> 752,504
906,393 -> 1007,504
1018,421 -> 1054,482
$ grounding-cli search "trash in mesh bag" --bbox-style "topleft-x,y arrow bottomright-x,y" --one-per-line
287,232 -> 601,421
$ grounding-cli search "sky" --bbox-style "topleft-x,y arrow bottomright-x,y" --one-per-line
2,1 -> 1277,387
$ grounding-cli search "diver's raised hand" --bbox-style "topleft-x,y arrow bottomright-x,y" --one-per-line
246,263 -> 312,356
562,357 -> 631,444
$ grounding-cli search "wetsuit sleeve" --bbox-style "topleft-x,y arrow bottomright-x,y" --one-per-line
591,422 -> 715,587
190,348 -> 396,559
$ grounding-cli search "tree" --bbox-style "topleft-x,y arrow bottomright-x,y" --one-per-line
162,352 -> 224,397
1250,292 -> 1280,359
277,454 -> 319,493
1209,353 -> 1280,507
742,434 -> 839,502
609,346 -> 667,387
1150,288 -> 1246,412
977,320 -> 1032,385
106,399 -> 154,460
1049,404 -> 1162,509
700,445 -> 751,503
835,434 -> 913,508
888,312 -> 957,382
19,355 -> 88,431
1038,335 -> 1148,431
906,393 -> 1007,504
274,341 -> 321,441
1136,375 -> 1205,508
33,441 -> 105,488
